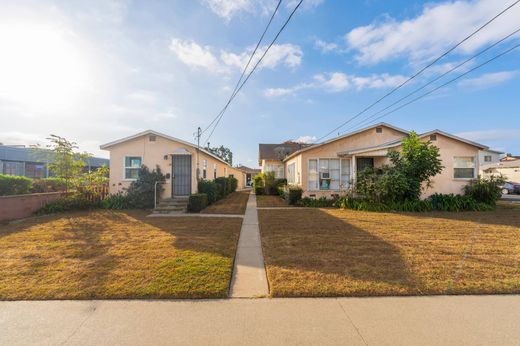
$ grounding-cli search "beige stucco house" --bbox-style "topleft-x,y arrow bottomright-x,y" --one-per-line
263,122 -> 500,198
100,130 -> 246,199
481,159 -> 520,183
258,142 -> 308,178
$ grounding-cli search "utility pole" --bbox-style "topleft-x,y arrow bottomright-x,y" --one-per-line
196,127 -> 201,183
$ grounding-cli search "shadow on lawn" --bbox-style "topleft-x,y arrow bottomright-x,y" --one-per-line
259,208 -> 422,292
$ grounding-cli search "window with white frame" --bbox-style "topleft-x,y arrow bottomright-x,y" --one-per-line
341,159 -> 351,188
453,157 -> 475,179
309,158 -> 349,191
287,162 -> 296,184
484,155 -> 492,162
213,163 -> 217,179
203,160 -> 207,179
124,156 -> 142,180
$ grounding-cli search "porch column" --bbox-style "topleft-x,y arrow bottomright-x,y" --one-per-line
352,155 -> 356,186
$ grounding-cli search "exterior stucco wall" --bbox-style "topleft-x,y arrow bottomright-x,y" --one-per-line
105,134 -> 242,199
478,150 -> 501,171
483,167 -> 520,182
295,126 -> 406,197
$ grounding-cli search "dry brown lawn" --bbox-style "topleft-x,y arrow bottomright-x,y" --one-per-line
0,210 -> 241,300
259,204 -> 520,297
256,195 -> 289,207
202,191 -> 249,215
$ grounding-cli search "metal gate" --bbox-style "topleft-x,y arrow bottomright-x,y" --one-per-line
172,154 -> 192,196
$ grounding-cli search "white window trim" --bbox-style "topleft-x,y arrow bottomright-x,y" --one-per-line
307,157 -> 352,192
287,162 -> 296,184
123,155 -> 142,181
453,155 -> 477,180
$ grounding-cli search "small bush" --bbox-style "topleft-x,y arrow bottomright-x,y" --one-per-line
0,174 -> 32,196
101,192 -> 130,210
37,196 -> 99,214
214,177 -> 229,199
126,165 -> 166,209
253,174 -> 264,195
198,180 -> 218,204
463,175 -> 505,206
228,176 -> 238,194
188,193 -> 208,212
31,178 -> 67,193
298,197 -> 335,207
287,187 -> 303,205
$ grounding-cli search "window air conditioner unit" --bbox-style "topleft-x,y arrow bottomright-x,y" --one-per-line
320,172 -> 330,179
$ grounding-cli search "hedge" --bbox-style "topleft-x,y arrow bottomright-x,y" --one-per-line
31,178 -> 67,193
198,179 -> 218,204
0,174 -> 32,196
188,193 -> 208,212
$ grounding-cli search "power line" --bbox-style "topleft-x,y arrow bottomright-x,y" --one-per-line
345,26 -> 520,133
201,0 -> 283,137
313,0 -> 520,143
348,42 -> 520,129
204,0 -> 303,146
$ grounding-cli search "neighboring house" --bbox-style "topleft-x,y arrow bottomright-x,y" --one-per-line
100,130 -> 245,198
278,122 -> 500,198
258,142 -> 309,178
235,165 -> 261,186
481,159 -> 520,183
501,154 -> 520,161
0,144 -> 108,179
478,149 -> 502,169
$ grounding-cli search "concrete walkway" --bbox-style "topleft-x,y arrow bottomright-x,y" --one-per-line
2,296 -> 520,345
229,192 -> 269,298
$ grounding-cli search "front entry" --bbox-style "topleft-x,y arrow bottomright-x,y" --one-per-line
172,154 -> 192,196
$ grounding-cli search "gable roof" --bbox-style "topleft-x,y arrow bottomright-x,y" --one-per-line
235,165 -> 261,174
258,142 -> 308,164
283,122 -> 409,162
337,129 -> 490,156
100,130 -> 231,166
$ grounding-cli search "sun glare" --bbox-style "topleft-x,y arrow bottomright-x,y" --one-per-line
0,21 -> 92,112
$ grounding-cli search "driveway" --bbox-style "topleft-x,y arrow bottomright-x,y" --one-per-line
2,296 -> 520,345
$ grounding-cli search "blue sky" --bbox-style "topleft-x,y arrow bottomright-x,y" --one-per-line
0,0 -> 518,166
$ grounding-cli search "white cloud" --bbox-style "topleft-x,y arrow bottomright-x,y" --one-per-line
201,0 -> 324,21
170,38 -> 302,74
314,39 -> 339,53
345,0 -> 520,65
295,135 -> 317,143
169,38 -> 224,73
264,71 -> 407,97
458,70 -> 518,89
456,129 -> 520,142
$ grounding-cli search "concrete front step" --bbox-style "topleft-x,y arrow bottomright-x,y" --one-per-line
154,206 -> 186,212
157,202 -> 188,207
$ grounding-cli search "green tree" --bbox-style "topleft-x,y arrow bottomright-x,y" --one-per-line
45,135 -> 91,192
208,145 -> 233,165
356,131 -> 443,202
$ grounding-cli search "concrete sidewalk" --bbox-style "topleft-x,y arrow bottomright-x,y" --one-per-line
1,295 -> 519,345
229,192 -> 269,298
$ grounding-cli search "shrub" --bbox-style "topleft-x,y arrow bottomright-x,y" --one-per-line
298,197 -> 335,207
463,175 -> 505,206
429,193 -> 492,212
31,178 -> 67,193
126,165 -> 166,209
101,192 -> 130,210
188,193 -> 208,212
287,187 -> 303,205
214,177 -> 229,199
355,131 -> 443,204
253,174 -> 265,195
263,172 -> 276,195
228,176 -> 238,194
0,174 -> 32,196
335,193 -> 492,212
37,196 -> 99,214
198,180 -> 218,204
